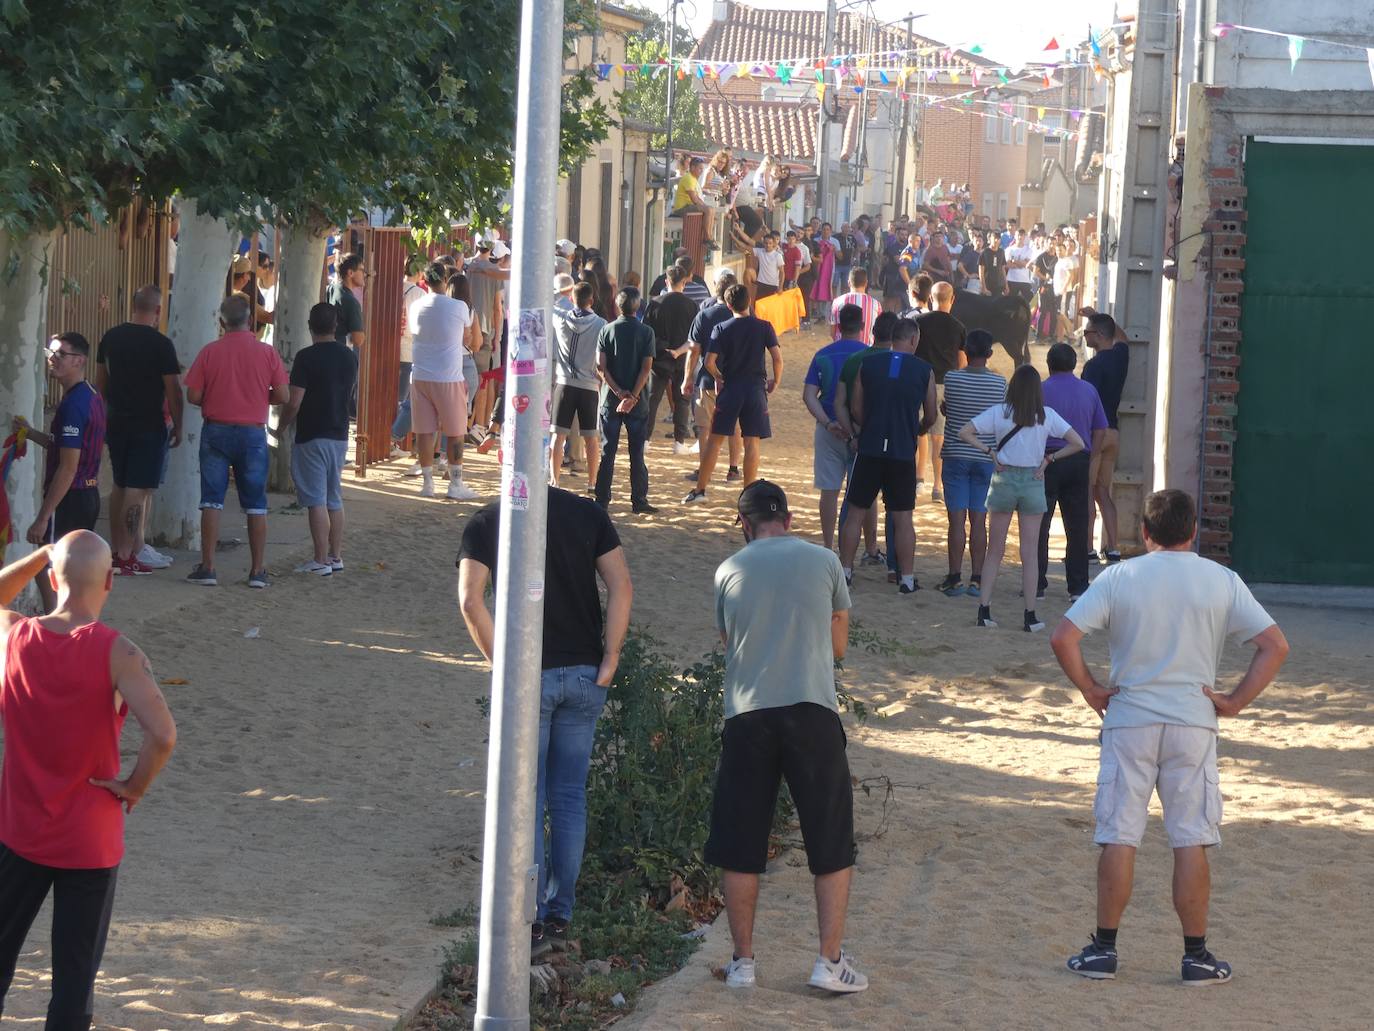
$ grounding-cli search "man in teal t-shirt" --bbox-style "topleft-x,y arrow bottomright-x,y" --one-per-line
595,287 -> 656,514
704,481 -> 869,997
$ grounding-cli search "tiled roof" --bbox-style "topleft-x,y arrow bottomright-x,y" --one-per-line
692,1 -> 992,68
699,98 -> 817,161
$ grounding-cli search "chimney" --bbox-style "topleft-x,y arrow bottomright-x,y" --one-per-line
713,0 -> 731,23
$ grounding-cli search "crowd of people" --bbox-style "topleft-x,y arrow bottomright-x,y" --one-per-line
0,178 -> 1296,1023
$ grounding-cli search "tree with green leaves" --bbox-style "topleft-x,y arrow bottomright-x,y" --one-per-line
618,4 -> 709,153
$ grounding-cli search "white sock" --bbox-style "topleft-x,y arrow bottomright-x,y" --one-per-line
901,575 -> 915,589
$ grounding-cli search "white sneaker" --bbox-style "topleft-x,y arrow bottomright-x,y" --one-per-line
294,560 -> 333,576
405,462 -> 424,477
723,956 -> 756,989
807,951 -> 868,994
136,544 -> 174,568
447,480 -> 479,501
420,475 -> 436,498
674,441 -> 700,456
327,555 -> 344,572
389,444 -> 406,459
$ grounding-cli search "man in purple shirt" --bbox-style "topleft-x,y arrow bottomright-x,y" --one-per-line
1039,343 -> 1107,599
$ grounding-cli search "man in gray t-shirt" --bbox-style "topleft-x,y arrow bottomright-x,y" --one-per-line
704,482 -> 868,996
1051,489 -> 1289,987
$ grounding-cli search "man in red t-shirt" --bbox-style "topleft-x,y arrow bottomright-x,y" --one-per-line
0,531 -> 176,1026
183,293 -> 290,589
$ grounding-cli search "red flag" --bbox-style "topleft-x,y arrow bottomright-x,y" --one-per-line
1044,37 -> 1060,51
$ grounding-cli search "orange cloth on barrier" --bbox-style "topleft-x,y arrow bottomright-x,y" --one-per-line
754,287 -> 805,337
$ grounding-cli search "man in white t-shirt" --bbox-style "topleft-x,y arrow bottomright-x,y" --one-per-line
1050,489 -> 1289,987
753,234 -> 785,300
409,261 -> 478,501
1005,229 -> 1035,304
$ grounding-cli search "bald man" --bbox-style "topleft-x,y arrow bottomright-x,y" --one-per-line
0,532 -> 177,1028
913,281 -> 966,501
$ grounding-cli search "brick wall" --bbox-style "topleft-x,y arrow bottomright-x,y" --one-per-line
916,87 -> 985,203
1196,171 -> 1248,563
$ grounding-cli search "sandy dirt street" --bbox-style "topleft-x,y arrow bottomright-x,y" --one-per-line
2,323 -> 1370,1030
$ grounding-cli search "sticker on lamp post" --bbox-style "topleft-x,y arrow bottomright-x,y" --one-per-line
512,308 -> 549,377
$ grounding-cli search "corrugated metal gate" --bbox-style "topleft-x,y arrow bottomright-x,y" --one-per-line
44,200 -> 170,405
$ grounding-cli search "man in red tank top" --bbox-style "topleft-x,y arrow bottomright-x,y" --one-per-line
0,531 -> 176,1028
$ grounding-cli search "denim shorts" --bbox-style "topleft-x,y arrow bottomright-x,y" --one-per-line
291,437 -> 348,510
941,456 -> 995,513
200,422 -> 269,514
986,465 -> 1047,514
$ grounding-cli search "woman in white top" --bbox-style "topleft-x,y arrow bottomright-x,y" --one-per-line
960,365 -> 1084,632
1052,240 -> 1081,346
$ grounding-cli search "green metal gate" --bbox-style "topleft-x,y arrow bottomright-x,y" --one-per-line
1232,141 -> 1374,585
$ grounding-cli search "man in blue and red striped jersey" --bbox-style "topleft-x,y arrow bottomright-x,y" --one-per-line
10,332 -> 107,612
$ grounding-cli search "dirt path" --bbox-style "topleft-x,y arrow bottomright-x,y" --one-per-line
3,322 -> 1369,1029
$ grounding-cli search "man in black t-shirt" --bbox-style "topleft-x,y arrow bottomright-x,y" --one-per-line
912,281 -> 967,500
273,304 -> 358,575
95,284 -> 183,574
978,234 -> 1006,296
683,284 -> 783,503
457,486 -> 633,952
644,265 -> 700,450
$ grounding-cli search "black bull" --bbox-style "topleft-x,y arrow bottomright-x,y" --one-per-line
950,290 -> 1032,367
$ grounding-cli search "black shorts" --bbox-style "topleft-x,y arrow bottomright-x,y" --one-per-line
711,381 -> 770,439
705,703 -> 856,876
106,425 -> 169,489
846,453 -> 917,511
736,205 -> 764,238
552,384 -> 598,435
754,283 -> 778,300
48,487 -> 101,542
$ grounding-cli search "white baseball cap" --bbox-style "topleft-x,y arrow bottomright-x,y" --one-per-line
491,241 -> 510,260
555,239 -> 576,257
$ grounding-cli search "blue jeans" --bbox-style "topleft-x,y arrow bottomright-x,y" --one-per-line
534,664 -> 607,922
391,363 -> 413,440
199,423 -> 269,514
594,405 -> 649,508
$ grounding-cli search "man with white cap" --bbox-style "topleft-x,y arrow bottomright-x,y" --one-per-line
551,280 -> 606,491
467,239 -> 510,440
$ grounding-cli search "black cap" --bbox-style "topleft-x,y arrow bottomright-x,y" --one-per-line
737,480 -> 789,522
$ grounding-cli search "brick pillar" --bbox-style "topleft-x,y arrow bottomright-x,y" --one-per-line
1196,176 -> 1247,563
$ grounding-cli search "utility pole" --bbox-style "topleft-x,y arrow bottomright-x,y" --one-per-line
816,0 -> 837,220
472,0 -> 562,1026
891,13 -> 914,216
658,0 -> 679,272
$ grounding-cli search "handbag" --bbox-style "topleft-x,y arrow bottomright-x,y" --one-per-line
994,424 -> 1024,455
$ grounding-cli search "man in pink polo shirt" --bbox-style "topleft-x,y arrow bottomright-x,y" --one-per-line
183,293 -> 290,588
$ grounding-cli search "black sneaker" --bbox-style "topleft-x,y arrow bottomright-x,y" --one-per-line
977,605 -> 998,629
936,574 -> 963,596
682,488 -> 707,504
1105,550 -> 1122,564
546,916 -> 569,945
1066,936 -> 1118,980
186,564 -> 218,587
632,503 -> 660,515
531,920 -> 551,958
1181,950 -> 1232,987
898,581 -> 919,595
725,466 -> 742,482
860,549 -> 886,567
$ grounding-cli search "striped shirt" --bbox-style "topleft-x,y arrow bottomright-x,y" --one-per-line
830,291 -> 879,345
940,368 -> 1007,463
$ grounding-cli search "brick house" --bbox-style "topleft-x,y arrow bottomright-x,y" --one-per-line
690,0 -> 1053,226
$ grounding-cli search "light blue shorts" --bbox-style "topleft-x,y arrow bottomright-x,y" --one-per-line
291,437 -> 348,510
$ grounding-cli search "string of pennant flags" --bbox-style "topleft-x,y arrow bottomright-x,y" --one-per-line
1212,22 -> 1374,83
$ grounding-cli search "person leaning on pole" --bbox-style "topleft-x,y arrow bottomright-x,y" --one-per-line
1051,488 -> 1290,986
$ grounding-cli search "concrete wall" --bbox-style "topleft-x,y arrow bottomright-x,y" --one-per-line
1208,2 -> 1374,90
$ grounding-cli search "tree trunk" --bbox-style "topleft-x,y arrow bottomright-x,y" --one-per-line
0,230 -> 54,604
146,198 -> 236,550
267,223 -> 329,493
